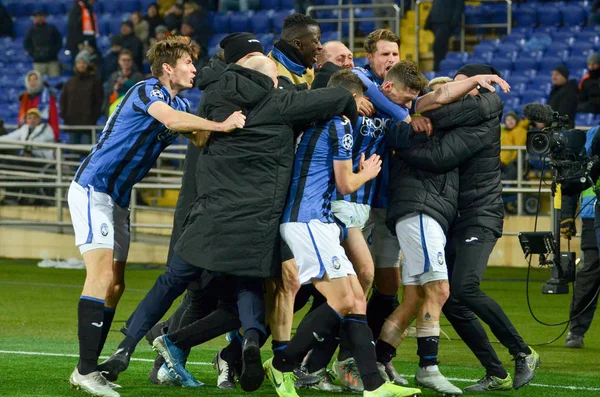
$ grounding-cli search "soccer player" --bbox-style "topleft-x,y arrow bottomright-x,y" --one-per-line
66,36 -> 245,397
263,69 -> 421,397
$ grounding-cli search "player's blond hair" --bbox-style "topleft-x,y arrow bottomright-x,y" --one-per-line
147,35 -> 200,77
364,29 -> 400,55
428,76 -> 452,90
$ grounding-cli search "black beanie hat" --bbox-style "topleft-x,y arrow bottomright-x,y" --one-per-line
553,65 -> 569,79
220,32 -> 264,64
455,63 -> 501,93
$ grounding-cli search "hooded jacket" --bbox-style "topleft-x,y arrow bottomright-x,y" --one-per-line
548,80 -> 578,126
167,55 -> 226,264
60,65 -> 103,125
398,92 -> 505,237
174,64 -> 357,278
18,71 -> 59,141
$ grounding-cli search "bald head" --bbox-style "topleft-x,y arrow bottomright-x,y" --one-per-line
243,55 -> 279,88
317,41 -> 354,69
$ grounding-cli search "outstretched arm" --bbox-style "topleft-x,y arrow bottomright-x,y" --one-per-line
351,68 -> 410,123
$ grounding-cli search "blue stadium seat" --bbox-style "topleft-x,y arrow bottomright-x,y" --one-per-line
321,31 -> 340,42
504,33 -> 527,44
273,10 -> 294,33
520,50 -> 543,61
422,71 -> 436,81
439,58 -> 465,71
45,1 -> 66,15
264,41 -> 274,54
511,27 -> 534,37
498,70 -> 511,79
140,0 -> 156,11
566,56 -> 589,71
478,39 -> 501,49
491,58 -> 513,71
250,10 -> 273,33
534,26 -> 557,36
47,15 -> 68,36
468,51 -> 494,64
575,31 -> 599,43
354,56 -> 368,68
520,90 -> 548,105
509,82 -> 528,95
539,56 -> 565,73
229,12 -> 251,33
281,0 -> 295,9
210,12 -> 230,34
108,18 -> 124,36
551,33 -> 574,47
503,97 -> 521,110
575,113 -> 595,126
513,8 -> 537,27
101,0 -> 122,14
258,33 -> 276,46
439,69 -> 457,78
496,47 -> 519,61
5,1 -> 27,18
562,6 -> 587,27
583,24 -> 600,32
544,48 -> 569,61
514,68 -> 538,79
570,45 -> 595,58
517,58 -> 539,71
208,33 -> 227,48
548,42 -> 571,53
121,0 -> 141,13
574,68 -> 588,80
444,52 -> 469,62
14,18 -> 31,38
537,8 -> 562,27
528,81 -> 552,95
261,0 -> 281,10
557,25 -> 582,34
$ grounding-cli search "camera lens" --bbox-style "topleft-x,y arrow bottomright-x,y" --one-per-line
530,133 -> 550,155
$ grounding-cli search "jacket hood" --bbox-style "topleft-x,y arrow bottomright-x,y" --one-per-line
25,70 -> 44,95
217,64 -> 275,109
196,55 -> 226,90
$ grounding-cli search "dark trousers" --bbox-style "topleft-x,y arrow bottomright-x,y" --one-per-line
125,254 -> 266,345
432,23 -> 454,71
443,226 -> 529,376
569,226 -> 600,336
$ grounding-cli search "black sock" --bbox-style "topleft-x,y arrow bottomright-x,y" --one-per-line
117,335 -> 137,351
77,296 -> 105,375
375,339 -> 397,365
273,303 -> 342,372
367,289 -> 399,340
272,340 -> 289,362
97,307 -> 115,356
168,305 -> 240,351
344,314 -> 385,392
221,331 -> 243,363
244,328 -> 260,345
417,336 -> 439,368
305,322 -> 340,374
337,318 -> 353,362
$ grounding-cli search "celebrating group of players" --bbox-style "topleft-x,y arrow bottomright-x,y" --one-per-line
65,13 -> 541,397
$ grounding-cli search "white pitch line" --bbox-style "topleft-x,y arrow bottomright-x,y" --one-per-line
1,349 -> 599,392
0,281 -> 149,293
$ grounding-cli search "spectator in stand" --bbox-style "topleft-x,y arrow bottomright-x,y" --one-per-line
0,120 -> 7,136
316,41 -> 354,69
150,25 -> 169,47
578,53 -> 600,114
590,0 -> 600,25
108,79 -> 135,116
500,111 -> 528,180
181,1 -> 210,60
101,36 -> 124,83
0,3 -> 14,38
0,108 -> 55,159
164,4 -> 184,32
425,0 -> 465,71
119,21 -> 145,72
103,49 -> 144,115
131,11 -> 150,48
159,0 -> 178,17
81,41 -> 103,73
145,3 -> 165,39
67,0 -> 98,63
24,10 -> 63,78
60,51 -> 104,144
549,65 -> 578,127
219,0 -> 260,12
18,71 -> 60,142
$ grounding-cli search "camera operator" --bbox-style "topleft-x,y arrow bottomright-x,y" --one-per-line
559,122 -> 600,348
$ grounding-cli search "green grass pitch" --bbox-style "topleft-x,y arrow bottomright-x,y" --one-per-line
0,260 -> 599,396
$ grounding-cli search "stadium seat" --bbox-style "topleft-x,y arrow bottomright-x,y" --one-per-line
491,58 -> 513,71
439,69 -> 457,78
503,97 -> 521,110
14,18 -> 31,38
496,48 -> 519,62
544,48 -> 569,61
575,113 -> 595,126
516,58 -> 540,72
258,33 -> 276,45
101,0 -> 122,14
557,25 -> 582,34
250,10 -> 273,33
444,52 -> 469,62
273,9 -> 294,33
45,1 -> 66,15
514,68 -> 538,79
439,58 -> 465,71
108,18 -> 125,36
513,8 -> 536,27
570,46 -> 595,58
321,31 -> 340,42
261,0 -> 281,10
504,33 -> 527,44
566,56 -> 589,71
574,68 -> 589,80
537,8 -> 562,27
229,12 -> 251,33
354,57 -> 368,68
5,2 -> 27,18
534,26 -> 557,36
528,81 -> 552,95
281,0 -> 295,9
551,31 -> 575,46
208,33 -> 227,48
510,82 -> 528,95
561,6 -> 587,27
140,0 -> 156,11
422,71 -> 436,81
121,0 -> 140,13
210,12 -> 230,34
539,56 -> 565,73
498,69 -> 512,79
511,27 -> 534,37
520,90 -> 547,105
508,75 -> 532,87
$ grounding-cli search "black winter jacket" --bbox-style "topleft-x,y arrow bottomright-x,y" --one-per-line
386,127 -> 459,235
578,69 -> 600,114
167,55 -> 225,265
24,23 -> 62,62
174,64 -> 357,278
548,80 -> 578,127
400,93 -> 505,237
426,0 -> 464,28
66,0 -> 96,55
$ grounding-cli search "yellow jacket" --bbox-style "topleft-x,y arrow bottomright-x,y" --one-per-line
500,119 -> 529,165
268,52 -> 315,86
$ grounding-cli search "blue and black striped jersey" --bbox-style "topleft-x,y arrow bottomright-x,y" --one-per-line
282,116 -> 353,223
74,78 -> 190,207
